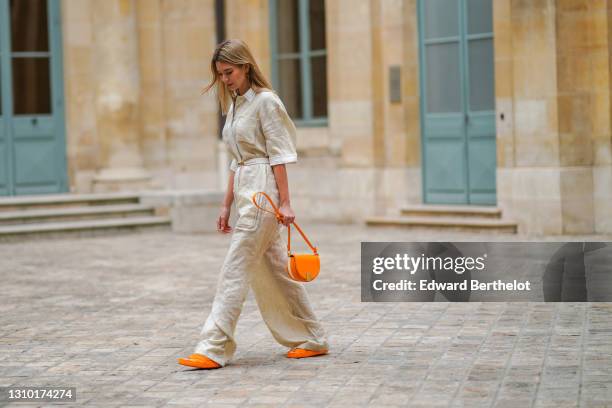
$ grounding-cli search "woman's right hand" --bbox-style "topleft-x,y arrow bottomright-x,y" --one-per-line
217,206 -> 232,234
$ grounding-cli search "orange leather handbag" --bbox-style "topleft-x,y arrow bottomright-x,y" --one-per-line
252,192 -> 320,282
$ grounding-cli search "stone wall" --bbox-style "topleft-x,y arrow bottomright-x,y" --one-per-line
495,0 -> 612,234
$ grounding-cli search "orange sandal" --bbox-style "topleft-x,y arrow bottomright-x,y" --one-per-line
177,353 -> 221,369
286,348 -> 328,359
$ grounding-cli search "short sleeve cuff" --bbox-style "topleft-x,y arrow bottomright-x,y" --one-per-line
229,159 -> 238,172
269,154 -> 297,166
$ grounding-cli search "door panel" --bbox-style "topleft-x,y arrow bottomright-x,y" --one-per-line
419,0 -> 496,205
467,139 -> 496,204
12,57 -> 52,114
425,141 -> 465,189
14,140 -> 60,195
424,115 -> 467,203
425,42 -> 462,113
423,0 -> 459,39
466,0 -> 493,34
15,138 -> 57,184
467,114 -> 496,191
13,115 -> 59,193
467,38 -> 494,112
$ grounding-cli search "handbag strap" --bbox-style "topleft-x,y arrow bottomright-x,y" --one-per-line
251,191 -> 318,256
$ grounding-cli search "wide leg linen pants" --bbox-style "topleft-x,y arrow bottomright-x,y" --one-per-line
194,163 -> 328,366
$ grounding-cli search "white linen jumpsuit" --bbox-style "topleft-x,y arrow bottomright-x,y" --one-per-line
194,88 -> 329,366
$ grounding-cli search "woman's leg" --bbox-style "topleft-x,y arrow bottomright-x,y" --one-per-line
193,228 -> 264,366
250,224 -> 329,352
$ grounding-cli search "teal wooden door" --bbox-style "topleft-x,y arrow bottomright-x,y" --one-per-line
0,0 -> 67,196
418,0 -> 496,205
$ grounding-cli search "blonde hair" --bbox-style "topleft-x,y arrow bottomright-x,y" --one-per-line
203,39 -> 273,114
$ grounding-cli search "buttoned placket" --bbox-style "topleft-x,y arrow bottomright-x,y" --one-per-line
230,88 -> 257,184
230,95 -> 244,165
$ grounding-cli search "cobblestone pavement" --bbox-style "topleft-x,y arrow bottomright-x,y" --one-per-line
1,225 -> 612,407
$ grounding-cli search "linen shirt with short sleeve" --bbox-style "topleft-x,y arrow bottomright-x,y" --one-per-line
222,88 -> 298,171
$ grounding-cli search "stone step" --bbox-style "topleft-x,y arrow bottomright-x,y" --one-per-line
366,215 -> 518,233
0,216 -> 171,241
0,204 -> 156,226
400,204 -> 502,219
0,192 -> 141,211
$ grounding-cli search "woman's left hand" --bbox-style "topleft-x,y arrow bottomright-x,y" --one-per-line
277,203 -> 295,226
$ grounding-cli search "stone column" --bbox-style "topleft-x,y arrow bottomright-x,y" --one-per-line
91,0 -> 150,192
160,0 -> 217,189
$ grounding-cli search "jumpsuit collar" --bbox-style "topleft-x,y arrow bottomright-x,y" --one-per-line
234,87 -> 256,105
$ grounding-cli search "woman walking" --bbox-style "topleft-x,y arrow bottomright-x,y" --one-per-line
178,39 -> 329,369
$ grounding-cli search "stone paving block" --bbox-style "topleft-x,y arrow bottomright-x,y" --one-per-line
581,402 -> 612,408
581,381 -> 612,400
410,380 -> 460,406
370,384 -> 419,405
462,378 -> 500,395
406,400 -> 452,407
451,397 -> 494,408
497,380 -> 537,400
493,399 -> 533,408
535,386 -> 580,403
466,363 -> 506,382
534,400 -> 579,408
540,365 -> 580,389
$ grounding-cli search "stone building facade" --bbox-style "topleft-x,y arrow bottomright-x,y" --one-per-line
1,0 -> 611,235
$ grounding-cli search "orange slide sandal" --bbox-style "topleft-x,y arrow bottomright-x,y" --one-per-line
177,353 -> 221,369
286,348 -> 328,359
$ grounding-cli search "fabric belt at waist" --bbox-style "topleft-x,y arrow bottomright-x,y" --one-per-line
237,157 -> 269,166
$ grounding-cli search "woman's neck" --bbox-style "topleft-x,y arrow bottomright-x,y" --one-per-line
236,83 -> 250,96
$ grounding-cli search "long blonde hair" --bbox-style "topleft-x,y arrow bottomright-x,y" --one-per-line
203,39 -> 273,114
